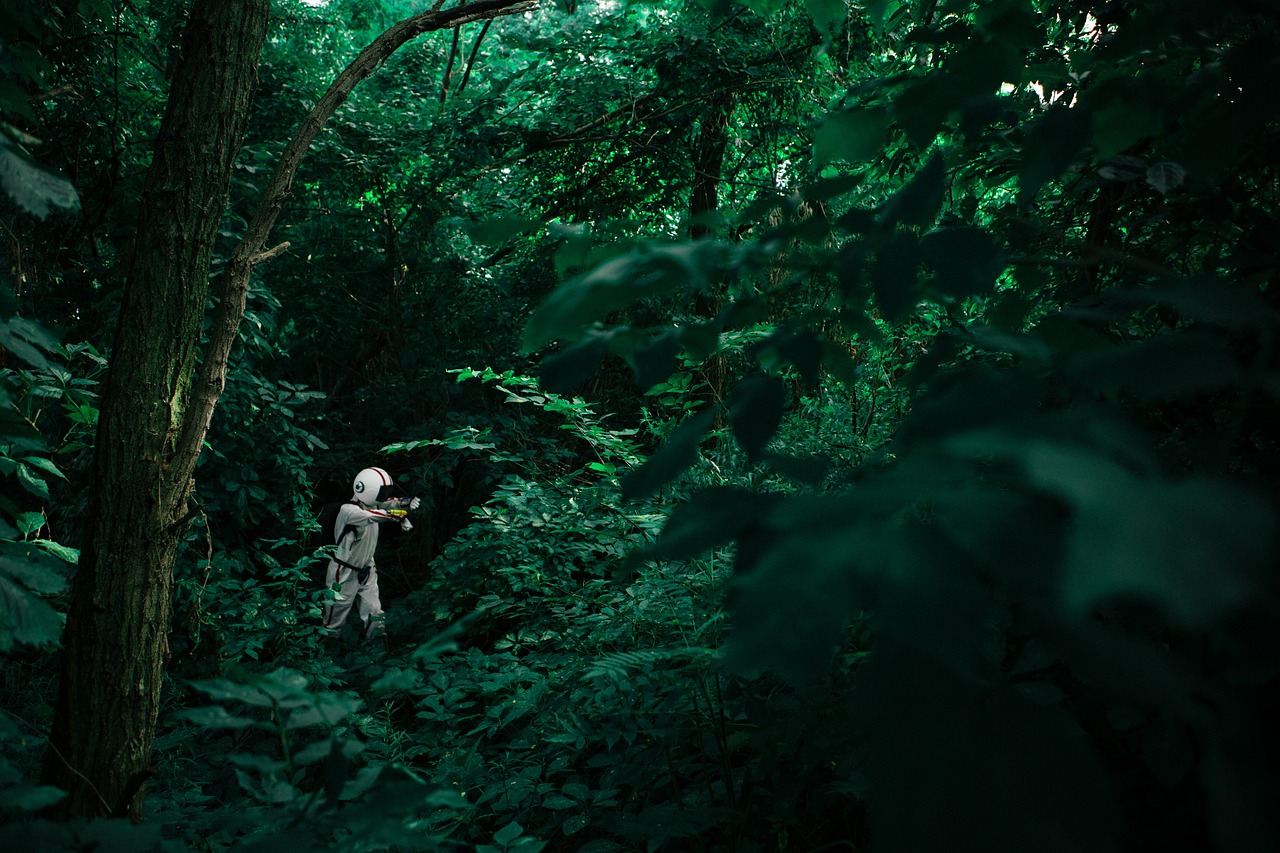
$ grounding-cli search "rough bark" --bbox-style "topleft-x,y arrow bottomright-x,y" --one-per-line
41,0 -> 536,821
43,0 -> 271,820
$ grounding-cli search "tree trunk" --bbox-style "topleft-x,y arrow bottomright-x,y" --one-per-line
42,0 -> 271,820
41,0 -> 536,821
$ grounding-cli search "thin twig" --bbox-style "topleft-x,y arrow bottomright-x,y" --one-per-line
458,19 -> 492,93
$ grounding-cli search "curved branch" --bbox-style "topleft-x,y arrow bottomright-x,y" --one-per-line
171,0 -> 537,494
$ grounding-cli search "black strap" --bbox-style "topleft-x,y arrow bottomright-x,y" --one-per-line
333,556 -> 372,584
335,499 -> 359,546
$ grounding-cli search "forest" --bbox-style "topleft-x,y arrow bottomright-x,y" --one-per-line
1,0 -> 1278,850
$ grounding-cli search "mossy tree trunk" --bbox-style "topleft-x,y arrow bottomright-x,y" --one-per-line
39,0 -> 535,821
41,0 -> 271,820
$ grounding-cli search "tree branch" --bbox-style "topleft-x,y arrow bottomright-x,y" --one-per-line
441,25 -> 461,102
458,19 -> 493,93
170,0 -> 537,495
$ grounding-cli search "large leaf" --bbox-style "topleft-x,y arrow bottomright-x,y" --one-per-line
879,151 -> 946,228
539,333 -> 610,393
870,230 -> 921,321
814,107 -> 890,166
1023,445 -> 1274,629
0,132 -> 80,219
1019,105 -> 1091,204
524,244 -> 708,349
728,374 -> 786,461
0,574 -> 65,651
643,486 -> 780,561
621,409 -> 716,502
920,225 -> 1003,298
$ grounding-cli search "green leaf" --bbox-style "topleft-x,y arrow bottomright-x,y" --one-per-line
287,693 -> 362,729
172,706 -> 260,730
1023,446 -> 1274,629
1065,332 -> 1241,400
17,455 -> 65,480
525,244 -> 706,349
762,452 -> 830,485
622,409 -> 716,502
728,375 -> 786,461
0,784 -> 67,812
494,821 -> 524,845
920,226 -> 1003,298
1091,85 -> 1163,159
804,0 -> 845,37
539,334 -> 610,393
0,132 -> 80,220
879,152 -> 946,228
0,544 -> 67,594
562,814 -> 591,835
644,487 -> 780,561
1019,105 -> 1091,204
227,753 -> 288,773
542,794 -> 577,809
15,512 -> 44,536
892,74 -> 966,148
0,321 -> 52,370
871,230 -> 921,321
466,216 -> 542,247
1145,161 -> 1187,195
32,539 -> 78,565
15,464 -> 48,499
0,574 -> 65,651
629,328 -> 684,392
814,107 -> 889,166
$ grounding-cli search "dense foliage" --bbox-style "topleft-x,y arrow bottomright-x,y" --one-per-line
2,0 -> 1278,850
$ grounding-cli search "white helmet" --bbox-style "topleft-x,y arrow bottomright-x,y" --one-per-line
352,466 -> 392,505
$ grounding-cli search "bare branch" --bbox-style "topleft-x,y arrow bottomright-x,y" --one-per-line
249,241 -> 291,265
459,19 -> 493,93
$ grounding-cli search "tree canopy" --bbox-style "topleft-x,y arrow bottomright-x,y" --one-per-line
2,0 -> 1278,850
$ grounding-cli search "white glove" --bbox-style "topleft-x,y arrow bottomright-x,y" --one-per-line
400,518 -> 413,532
408,496 -> 421,511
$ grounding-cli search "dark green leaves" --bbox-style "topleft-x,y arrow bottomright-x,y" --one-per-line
0,130 -> 80,220
813,107 -> 890,166
1019,105 -> 1091,204
621,409 -> 715,502
728,374 -> 786,461
920,226 -> 1003,298
524,243 -> 714,350
1024,447 -> 1274,629
879,152 -> 946,228
0,543 -> 67,651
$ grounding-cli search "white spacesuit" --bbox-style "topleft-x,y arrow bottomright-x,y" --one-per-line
322,466 -> 419,640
